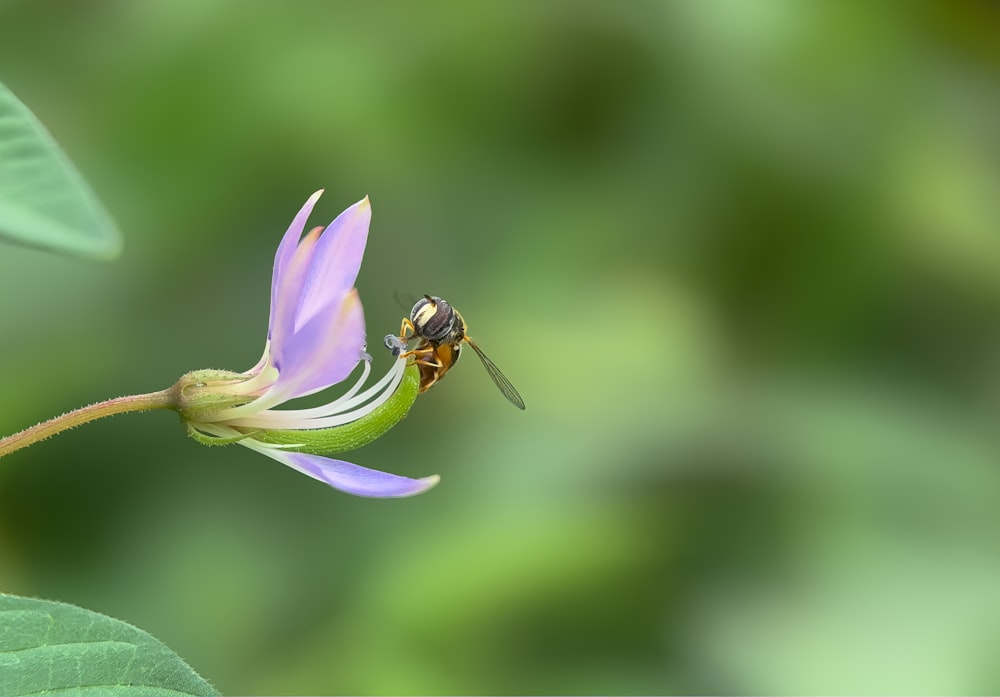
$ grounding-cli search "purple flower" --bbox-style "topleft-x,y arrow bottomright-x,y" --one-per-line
179,191 -> 438,498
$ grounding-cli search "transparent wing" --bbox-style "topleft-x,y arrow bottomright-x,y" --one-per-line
393,289 -> 419,314
466,339 -> 525,410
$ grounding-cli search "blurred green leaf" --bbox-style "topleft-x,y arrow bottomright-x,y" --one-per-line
0,593 -> 217,697
0,81 -> 121,260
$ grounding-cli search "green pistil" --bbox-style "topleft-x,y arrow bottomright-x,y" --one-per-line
250,363 -> 420,456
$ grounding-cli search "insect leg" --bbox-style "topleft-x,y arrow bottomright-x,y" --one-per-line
399,317 -> 416,341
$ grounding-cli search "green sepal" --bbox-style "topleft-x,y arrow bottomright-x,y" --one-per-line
172,368 -> 260,421
186,423 -> 258,446
252,363 -> 420,455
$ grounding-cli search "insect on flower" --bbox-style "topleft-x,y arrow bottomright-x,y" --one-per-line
175,191 -> 439,498
396,295 -> 525,410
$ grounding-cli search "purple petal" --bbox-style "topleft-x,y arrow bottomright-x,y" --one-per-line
268,190 -> 323,341
295,197 -> 371,331
270,226 -> 322,358
269,288 -> 366,401
257,447 -> 440,498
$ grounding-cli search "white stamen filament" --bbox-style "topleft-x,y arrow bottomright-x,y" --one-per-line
228,359 -> 279,397
248,356 -> 374,421
245,340 -> 272,377
191,421 -> 306,450
289,354 -> 407,429
199,348 -> 367,423
217,355 -> 407,430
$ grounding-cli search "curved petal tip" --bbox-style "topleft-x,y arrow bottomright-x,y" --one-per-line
252,447 -> 440,498
307,457 -> 440,498
413,474 -> 441,494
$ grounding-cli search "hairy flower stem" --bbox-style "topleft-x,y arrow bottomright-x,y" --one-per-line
0,390 -> 175,458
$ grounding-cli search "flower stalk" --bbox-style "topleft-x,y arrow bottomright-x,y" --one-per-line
0,390 -> 174,458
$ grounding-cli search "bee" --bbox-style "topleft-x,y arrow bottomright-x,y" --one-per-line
397,295 -> 525,410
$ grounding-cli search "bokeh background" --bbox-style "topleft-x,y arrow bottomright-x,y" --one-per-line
3,1 -> 1000,694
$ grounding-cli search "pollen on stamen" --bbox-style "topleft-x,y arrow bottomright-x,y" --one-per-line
384,333 -> 406,357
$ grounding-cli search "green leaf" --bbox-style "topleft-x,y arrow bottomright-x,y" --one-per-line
0,593 -> 218,697
0,81 -> 122,260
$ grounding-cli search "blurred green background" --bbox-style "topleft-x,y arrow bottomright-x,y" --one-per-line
3,1 -> 1000,693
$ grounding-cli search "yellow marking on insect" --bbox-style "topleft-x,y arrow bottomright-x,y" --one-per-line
413,302 -> 437,328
